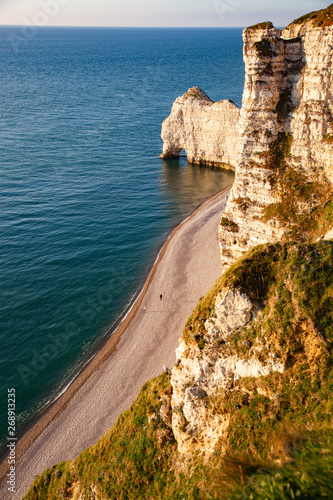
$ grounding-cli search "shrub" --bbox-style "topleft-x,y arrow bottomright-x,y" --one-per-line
254,38 -> 273,57
220,217 -> 239,233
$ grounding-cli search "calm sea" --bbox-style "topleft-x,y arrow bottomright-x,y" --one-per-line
0,27 -> 244,448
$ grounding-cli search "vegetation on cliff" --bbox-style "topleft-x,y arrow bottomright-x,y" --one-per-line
258,132 -> 333,241
254,38 -> 273,58
25,372 -> 209,499
26,241 -> 333,499
220,216 -> 239,233
247,21 -> 274,31
288,3 -> 333,28
213,428 -> 333,499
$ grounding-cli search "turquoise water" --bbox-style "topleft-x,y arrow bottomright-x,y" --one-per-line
0,27 -> 244,448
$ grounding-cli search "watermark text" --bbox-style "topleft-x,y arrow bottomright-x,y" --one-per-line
7,389 -> 16,494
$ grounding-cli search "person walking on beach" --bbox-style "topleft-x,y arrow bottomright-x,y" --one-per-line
160,294 -> 163,300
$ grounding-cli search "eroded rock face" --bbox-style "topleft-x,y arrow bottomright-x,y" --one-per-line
213,288 -> 253,336
160,87 -> 240,168
171,287 -> 284,455
283,23 -> 333,183
166,7 -> 333,458
219,21 -> 333,270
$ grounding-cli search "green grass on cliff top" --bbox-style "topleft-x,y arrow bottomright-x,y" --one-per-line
247,21 -> 274,31
212,428 -> 333,500
24,373 -> 207,500
288,3 -> 333,27
248,3 -> 333,30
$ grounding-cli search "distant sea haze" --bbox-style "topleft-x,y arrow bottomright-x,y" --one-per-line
0,27 -> 244,448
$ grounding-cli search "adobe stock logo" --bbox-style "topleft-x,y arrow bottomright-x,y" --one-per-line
7,0 -> 71,53
213,0 -> 244,23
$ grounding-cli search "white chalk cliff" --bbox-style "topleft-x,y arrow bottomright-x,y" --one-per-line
219,17 -> 333,269
171,287 -> 284,454
164,5 -> 333,456
160,87 -> 240,168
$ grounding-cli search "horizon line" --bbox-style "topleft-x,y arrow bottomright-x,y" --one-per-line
0,24 -> 249,29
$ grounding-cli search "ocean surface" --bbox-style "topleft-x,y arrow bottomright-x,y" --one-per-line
0,27 -> 244,449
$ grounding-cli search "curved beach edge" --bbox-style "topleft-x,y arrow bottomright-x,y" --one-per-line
0,185 -> 231,487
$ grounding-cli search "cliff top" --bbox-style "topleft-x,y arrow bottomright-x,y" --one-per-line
247,21 -> 274,31
182,86 -> 212,102
247,4 -> 333,33
288,3 -> 333,28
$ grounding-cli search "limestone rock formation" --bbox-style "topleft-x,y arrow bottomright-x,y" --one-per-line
171,287 -> 284,454
160,87 -> 240,168
219,16 -> 333,269
167,8 -> 333,455
283,18 -> 333,183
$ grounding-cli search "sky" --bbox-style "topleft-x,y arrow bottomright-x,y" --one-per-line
0,0 -> 329,28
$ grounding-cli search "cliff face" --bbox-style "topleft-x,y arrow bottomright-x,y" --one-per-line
170,239 -> 331,460
171,286 -> 284,455
160,87 -> 240,168
219,17 -> 333,269
283,19 -> 333,182
167,5 -> 333,458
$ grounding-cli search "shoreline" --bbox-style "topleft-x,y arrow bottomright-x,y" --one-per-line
0,186 -> 231,489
